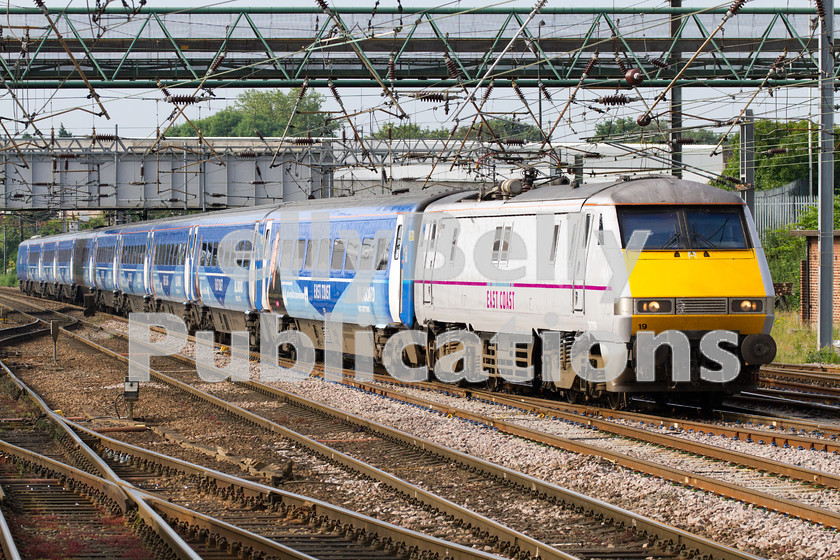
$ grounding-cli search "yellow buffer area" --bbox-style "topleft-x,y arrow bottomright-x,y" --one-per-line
627,249 -> 768,335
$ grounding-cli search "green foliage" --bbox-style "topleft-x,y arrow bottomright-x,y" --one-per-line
0,273 -> 18,287
592,117 -> 722,144
80,214 -> 109,230
168,88 -> 339,138
789,196 -> 840,229
371,118 -> 542,141
718,120 -> 829,191
370,123 -> 451,139
762,226 -> 805,308
57,123 -> 71,137
806,346 -> 840,364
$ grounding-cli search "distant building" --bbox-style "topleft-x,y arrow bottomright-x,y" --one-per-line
791,230 -> 840,323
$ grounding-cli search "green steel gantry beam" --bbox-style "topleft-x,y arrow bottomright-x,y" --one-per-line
0,5 -> 830,90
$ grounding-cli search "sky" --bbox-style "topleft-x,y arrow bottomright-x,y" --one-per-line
0,0 -> 827,148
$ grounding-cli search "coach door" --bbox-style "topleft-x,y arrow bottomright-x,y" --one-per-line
571,213 -> 592,313
421,220 -> 439,306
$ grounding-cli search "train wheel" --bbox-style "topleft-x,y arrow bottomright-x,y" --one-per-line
606,392 -> 624,410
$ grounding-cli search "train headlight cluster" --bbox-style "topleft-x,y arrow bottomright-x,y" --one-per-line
730,298 -> 764,314
635,298 -> 674,314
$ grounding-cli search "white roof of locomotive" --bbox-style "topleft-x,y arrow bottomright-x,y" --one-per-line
426,175 -> 744,215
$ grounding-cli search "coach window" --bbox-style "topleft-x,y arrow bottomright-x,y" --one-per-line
375,238 -> 390,271
236,240 -> 252,268
293,240 -> 306,270
449,226 -> 459,262
344,238 -> 358,271
280,240 -> 293,269
331,239 -> 346,270
549,224 -> 561,264
304,240 -> 315,271
393,225 -> 403,259
316,239 -> 330,272
360,238 -> 374,269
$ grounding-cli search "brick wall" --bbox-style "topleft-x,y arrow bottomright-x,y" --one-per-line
800,236 -> 840,323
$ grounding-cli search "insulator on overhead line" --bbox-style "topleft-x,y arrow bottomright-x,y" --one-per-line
625,68 -> 644,86
671,137 -> 696,145
315,0 -> 330,13
388,54 -> 396,82
237,150 -> 257,159
511,80 -> 527,104
482,79 -> 495,104
417,91 -> 446,102
210,53 -> 225,72
444,54 -> 460,80
169,95 -> 198,105
539,82 -> 551,101
598,94 -> 629,105
584,152 -> 602,158
728,0 -> 747,16
766,147 -> 790,155
816,0 -> 826,20
295,136 -> 315,145
582,55 -> 598,78
649,57 -> 670,69
615,55 -> 628,74
328,80 -> 342,104
91,134 -> 118,142
504,138 -> 526,146
534,0 -> 547,11
55,152 -> 78,159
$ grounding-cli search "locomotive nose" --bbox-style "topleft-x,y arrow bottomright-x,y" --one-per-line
740,334 -> 776,365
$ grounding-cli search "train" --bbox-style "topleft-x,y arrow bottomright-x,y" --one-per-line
16,175 -> 777,408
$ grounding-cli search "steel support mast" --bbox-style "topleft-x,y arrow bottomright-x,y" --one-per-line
819,0 -> 835,349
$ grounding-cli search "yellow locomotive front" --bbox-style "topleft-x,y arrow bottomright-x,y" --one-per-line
609,198 -> 776,396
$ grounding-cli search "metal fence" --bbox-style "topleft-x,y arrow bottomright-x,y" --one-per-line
751,194 -> 817,234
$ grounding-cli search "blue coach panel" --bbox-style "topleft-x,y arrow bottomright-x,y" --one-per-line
117,226 -> 152,297
264,192 -> 453,328
16,242 -> 28,282
149,222 -> 191,304
93,231 -> 119,291
41,240 -> 57,284
72,232 -> 96,289
56,236 -> 75,287
192,206 -> 276,313
25,241 -> 40,282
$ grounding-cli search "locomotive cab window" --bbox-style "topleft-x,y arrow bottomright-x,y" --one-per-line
618,206 -> 749,250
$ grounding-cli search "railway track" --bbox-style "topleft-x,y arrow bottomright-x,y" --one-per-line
45,300 -> 840,535
0,355 -> 508,560
0,291 -> 767,560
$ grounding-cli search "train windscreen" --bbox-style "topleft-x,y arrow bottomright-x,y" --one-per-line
618,206 -> 749,250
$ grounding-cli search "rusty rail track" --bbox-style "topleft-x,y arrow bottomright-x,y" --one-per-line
0,293 -> 769,560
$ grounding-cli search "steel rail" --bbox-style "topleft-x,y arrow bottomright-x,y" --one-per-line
0,348 -> 506,560
68,419 -> 509,560
390,382 -> 840,454
57,325 -> 579,560
329,376 -> 840,532
0,358 -> 203,560
0,491 -> 23,560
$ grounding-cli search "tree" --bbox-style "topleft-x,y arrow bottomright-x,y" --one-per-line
57,123 -> 71,137
371,118 -> 542,141
592,117 -> 722,144
168,88 -> 340,137
717,120 -> 825,191
370,123 -> 452,139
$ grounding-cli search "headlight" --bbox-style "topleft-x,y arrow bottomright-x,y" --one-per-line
635,298 -> 674,314
730,298 -> 764,313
